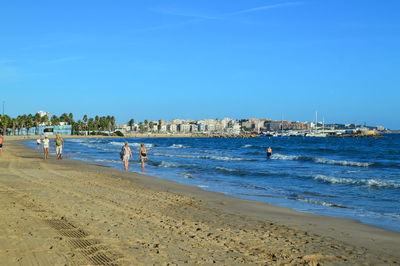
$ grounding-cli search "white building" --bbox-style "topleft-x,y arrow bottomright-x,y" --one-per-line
168,124 -> 178,133
178,124 -> 191,133
159,124 -> 167,133
37,110 -> 50,118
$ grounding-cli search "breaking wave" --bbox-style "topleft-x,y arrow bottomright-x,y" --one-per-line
94,159 -> 120,163
169,144 -> 190,148
296,198 -> 349,209
153,153 -> 255,162
271,153 -> 374,167
313,175 -> 400,189
109,141 -> 154,148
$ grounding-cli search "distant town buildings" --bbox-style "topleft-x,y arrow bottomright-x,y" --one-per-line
116,117 -> 387,136
2,110 -> 388,137
117,117 -> 310,135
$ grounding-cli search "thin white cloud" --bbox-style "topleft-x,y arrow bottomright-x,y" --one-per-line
230,2 -> 301,15
137,2 -> 301,33
153,2 -> 301,20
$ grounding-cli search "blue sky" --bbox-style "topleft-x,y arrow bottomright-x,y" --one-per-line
1,0 -> 399,128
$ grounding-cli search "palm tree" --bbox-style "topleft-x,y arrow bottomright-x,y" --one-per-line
41,114 -> 49,126
25,114 -> 33,135
83,115 -> 88,135
51,115 -> 59,126
34,113 -> 41,135
110,116 -> 116,132
158,120 -> 163,132
11,118 -> 16,135
128,119 -> 135,131
60,113 -> 69,123
0,115 -> 10,135
68,113 -> 74,124
94,116 -> 100,131
138,122 -> 145,133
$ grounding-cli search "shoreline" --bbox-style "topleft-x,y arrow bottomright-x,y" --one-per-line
27,135 -> 398,233
0,139 -> 399,264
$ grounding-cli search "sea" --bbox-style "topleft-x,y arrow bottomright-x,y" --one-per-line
26,135 -> 400,232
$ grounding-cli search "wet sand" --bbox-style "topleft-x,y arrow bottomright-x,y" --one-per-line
0,139 -> 399,265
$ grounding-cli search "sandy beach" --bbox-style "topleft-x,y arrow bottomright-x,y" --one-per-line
0,138 -> 399,265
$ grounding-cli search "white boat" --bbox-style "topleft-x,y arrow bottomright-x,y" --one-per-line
306,111 -> 327,137
305,131 -> 327,137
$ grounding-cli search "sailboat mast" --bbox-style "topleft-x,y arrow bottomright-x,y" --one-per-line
315,111 -> 318,132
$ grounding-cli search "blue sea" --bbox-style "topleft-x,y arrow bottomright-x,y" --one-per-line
26,135 -> 400,231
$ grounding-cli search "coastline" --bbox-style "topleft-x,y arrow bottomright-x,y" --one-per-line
0,139 -> 399,264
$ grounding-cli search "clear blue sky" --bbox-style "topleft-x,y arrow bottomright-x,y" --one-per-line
1,0 -> 399,129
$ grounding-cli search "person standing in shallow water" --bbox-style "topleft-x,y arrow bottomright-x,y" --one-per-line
42,136 -> 50,159
121,141 -> 132,171
139,143 -> 148,170
266,146 -> 272,158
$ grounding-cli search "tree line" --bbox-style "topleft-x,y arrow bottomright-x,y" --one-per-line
0,113 -> 117,135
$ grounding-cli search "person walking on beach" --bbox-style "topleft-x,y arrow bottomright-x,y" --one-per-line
54,134 -> 64,160
42,135 -> 50,159
120,141 -> 132,171
139,143 -> 148,170
266,146 -> 272,158
0,134 -> 3,155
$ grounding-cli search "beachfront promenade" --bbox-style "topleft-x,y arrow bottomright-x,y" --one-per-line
0,139 -> 399,265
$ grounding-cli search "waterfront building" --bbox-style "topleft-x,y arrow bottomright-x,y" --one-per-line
206,124 -> 216,132
167,124 -> 178,133
197,123 -> 206,132
178,124 -> 191,133
14,125 -> 72,136
190,124 -> 198,133
37,110 -> 50,118
159,124 -> 167,133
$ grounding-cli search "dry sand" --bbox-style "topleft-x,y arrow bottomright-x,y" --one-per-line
0,138 -> 399,265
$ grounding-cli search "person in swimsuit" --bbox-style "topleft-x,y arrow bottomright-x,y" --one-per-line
42,135 -> 50,159
54,134 -> 64,159
121,141 -> 132,171
139,143 -> 147,170
266,146 -> 272,158
0,135 -> 3,155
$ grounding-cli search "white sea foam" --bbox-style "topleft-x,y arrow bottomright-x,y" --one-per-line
271,153 -> 373,168
95,159 -> 120,163
207,155 -> 248,161
181,172 -> 193,178
169,144 -> 190,148
68,139 -> 86,143
153,153 -> 250,161
216,166 -> 237,172
314,158 -> 372,167
314,175 -> 400,189
242,144 -> 253,148
159,161 -> 180,168
297,198 -> 348,208
271,153 -> 299,160
109,141 -> 154,148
